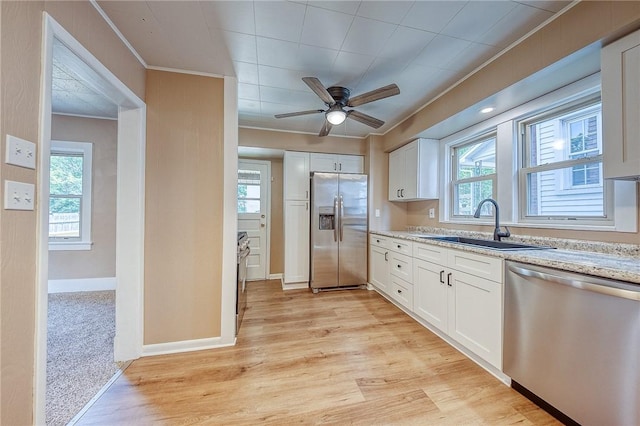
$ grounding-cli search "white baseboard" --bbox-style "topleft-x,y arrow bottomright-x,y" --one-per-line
48,277 -> 116,293
142,336 -> 235,357
269,273 -> 283,280
282,281 -> 309,290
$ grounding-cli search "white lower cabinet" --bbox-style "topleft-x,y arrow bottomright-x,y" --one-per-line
368,234 -> 503,371
447,270 -> 502,368
284,200 -> 309,284
412,244 -> 503,369
369,241 -> 390,295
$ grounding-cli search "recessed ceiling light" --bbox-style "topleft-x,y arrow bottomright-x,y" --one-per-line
480,107 -> 494,114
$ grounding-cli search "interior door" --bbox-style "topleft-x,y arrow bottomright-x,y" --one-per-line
238,160 -> 270,281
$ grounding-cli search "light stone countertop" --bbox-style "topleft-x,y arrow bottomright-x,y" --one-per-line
370,230 -> 640,285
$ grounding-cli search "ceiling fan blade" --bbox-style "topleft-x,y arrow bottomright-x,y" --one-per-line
347,110 -> 384,129
302,77 -> 335,105
319,120 -> 333,137
274,109 -> 324,119
347,84 -> 400,107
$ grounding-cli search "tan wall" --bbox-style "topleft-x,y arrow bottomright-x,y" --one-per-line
144,70 -> 224,345
239,127 -> 366,155
0,1 -> 145,423
49,115 -> 117,280
366,135 -> 406,232
269,158 -> 284,275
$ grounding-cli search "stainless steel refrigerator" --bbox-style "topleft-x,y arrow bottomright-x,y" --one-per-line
310,172 -> 368,292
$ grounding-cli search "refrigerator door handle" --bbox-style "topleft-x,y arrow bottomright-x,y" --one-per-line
339,195 -> 344,241
333,195 -> 338,242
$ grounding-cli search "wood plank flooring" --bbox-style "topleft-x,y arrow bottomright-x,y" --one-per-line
77,280 -> 558,425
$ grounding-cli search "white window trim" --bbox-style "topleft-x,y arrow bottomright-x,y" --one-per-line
49,140 -> 93,251
439,72 -> 637,232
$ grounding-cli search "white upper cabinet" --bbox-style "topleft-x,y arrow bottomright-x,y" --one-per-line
388,138 -> 439,201
284,151 -> 310,200
602,29 -> 640,179
310,153 -> 363,173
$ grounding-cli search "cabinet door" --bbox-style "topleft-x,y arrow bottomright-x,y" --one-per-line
284,200 -> 310,283
447,270 -> 502,369
369,244 -> 390,294
337,155 -> 364,173
403,141 -> 419,199
413,259 -> 448,333
602,31 -> 640,179
388,149 -> 404,200
284,151 -> 310,200
310,153 -> 338,172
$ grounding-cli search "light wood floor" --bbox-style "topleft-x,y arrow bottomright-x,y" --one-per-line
77,280 -> 558,425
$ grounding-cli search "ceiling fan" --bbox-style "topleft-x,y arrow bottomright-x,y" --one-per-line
274,77 -> 400,137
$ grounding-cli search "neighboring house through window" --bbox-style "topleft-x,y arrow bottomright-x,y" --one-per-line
49,140 -> 93,250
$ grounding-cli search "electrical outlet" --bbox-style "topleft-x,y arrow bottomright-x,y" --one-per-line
375,208 -> 380,218
428,208 -> 435,219
4,180 -> 35,211
5,134 -> 36,169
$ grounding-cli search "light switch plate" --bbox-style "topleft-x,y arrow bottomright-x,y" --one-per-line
4,180 -> 35,210
5,134 -> 36,169
428,208 -> 435,219
375,208 -> 380,218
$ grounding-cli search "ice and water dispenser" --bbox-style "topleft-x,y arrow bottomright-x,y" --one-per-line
318,207 -> 335,230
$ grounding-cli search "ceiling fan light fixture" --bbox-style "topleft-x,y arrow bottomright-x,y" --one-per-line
326,107 -> 347,125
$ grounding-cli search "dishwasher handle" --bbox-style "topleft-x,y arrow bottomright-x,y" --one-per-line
508,264 -> 640,302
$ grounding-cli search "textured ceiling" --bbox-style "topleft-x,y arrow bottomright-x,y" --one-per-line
54,1 -> 573,137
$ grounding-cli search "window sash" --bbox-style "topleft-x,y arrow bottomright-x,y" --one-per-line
451,133 -> 497,218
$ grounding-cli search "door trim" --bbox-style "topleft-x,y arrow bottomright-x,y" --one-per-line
35,14 -> 146,424
238,158 -> 271,280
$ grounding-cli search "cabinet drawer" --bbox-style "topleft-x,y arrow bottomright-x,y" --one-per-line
389,251 -> 413,282
448,249 -> 503,283
370,235 -> 390,249
390,275 -> 413,310
389,238 -> 412,255
413,242 -> 448,263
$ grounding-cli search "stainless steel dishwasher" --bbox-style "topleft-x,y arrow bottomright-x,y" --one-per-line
504,261 -> 640,426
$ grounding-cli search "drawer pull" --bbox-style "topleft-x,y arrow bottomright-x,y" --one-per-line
397,244 -> 401,249
397,289 -> 402,294
397,264 -> 402,268
384,252 -> 388,261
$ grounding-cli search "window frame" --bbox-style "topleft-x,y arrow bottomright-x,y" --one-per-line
450,131 -> 497,219
440,73 -> 636,232
49,140 -> 93,251
517,96 -> 614,226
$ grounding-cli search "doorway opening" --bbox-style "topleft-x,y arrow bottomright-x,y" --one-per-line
35,14 -> 145,425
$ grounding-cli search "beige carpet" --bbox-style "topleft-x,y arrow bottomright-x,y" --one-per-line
46,290 -> 121,426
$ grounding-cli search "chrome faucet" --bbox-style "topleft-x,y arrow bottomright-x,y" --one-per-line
473,198 -> 510,241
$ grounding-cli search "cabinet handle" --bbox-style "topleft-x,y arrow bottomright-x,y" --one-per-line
400,188 -> 404,198
339,163 -> 342,171
334,162 -> 337,171
397,244 -> 401,249
397,189 -> 400,198
305,190 -> 309,199
384,252 -> 388,261
306,202 -> 309,211
439,270 -> 445,284
447,272 -> 452,287
397,289 -> 402,294
376,239 -> 380,243
397,264 -> 402,269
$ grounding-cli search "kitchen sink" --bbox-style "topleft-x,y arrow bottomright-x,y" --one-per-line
416,235 -> 554,251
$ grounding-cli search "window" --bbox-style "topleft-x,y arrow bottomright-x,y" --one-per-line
49,141 -> 93,250
519,100 -> 609,221
237,169 -> 261,213
451,134 -> 496,217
